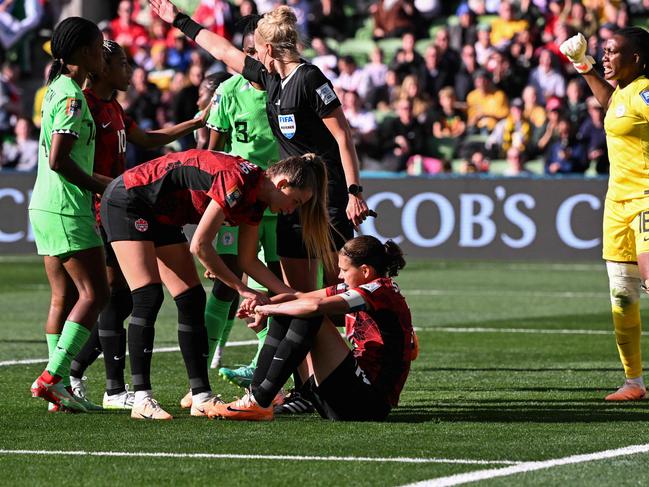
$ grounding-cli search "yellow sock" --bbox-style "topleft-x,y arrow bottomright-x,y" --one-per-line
612,300 -> 642,379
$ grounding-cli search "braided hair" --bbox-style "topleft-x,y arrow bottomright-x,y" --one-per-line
617,27 -> 649,77
48,17 -> 101,85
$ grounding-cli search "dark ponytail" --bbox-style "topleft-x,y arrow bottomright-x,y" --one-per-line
340,236 -> 406,277
48,17 -> 101,84
617,27 -> 649,77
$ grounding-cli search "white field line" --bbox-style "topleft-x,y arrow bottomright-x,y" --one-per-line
0,339 -> 257,367
0,449 -> 519,465
417,327 -> 621,336
401,443 -> 649,487
403,290 -> 606,298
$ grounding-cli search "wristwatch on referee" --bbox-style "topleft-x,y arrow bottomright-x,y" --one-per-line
348,184 -> 363,196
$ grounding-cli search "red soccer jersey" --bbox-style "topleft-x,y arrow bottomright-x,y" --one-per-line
122,149 -> 266,227
326,277 -> 416,407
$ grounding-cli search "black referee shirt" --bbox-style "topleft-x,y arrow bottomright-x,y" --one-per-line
242,56 -> 346,204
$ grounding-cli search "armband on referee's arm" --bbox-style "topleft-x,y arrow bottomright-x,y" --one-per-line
173,12 -> 204,41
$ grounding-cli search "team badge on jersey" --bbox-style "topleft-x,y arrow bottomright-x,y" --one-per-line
315,83 -> 337,105
212,93 -> 221,107
641,90 -> 649,106
134,218 -> 149,232
65,98 -> 82,117
226,185 -> 242,207
278,114 -> 296,139
360,282 -> 381,293
221,231 -> 234,246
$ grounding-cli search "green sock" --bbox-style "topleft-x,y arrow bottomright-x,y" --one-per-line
46,321 -> 90,379
217,318 -> 235,348
249,326 -> 268,368
46,333 -> 60,358
205,294 -> 232,365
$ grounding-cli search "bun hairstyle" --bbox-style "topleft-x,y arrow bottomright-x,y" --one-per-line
256,6 -> 301,60
267,153 -> 335,273
48,17 -> 102,84
616,27 -> 649,77
340,236 -> 406,277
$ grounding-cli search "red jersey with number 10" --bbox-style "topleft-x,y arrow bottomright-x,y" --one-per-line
122,149 -> 266,227
326,277 -> 416,407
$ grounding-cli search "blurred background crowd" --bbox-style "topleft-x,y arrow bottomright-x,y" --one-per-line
1,0 -> 648,176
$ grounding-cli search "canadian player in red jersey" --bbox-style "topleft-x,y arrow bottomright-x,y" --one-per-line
213,235 -> 417,421
68,40 -> 212,412
99,149 -> 332,419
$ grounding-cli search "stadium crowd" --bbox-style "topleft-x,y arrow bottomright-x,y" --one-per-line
0,0 -> 647,175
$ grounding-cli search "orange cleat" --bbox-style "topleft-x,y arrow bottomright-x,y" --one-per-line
605,382 -> 647,401
208,391 -> 273,421
131,397 -> 173,420
180,390 -> 192,409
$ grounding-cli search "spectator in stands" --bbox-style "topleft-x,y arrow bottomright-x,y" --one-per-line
173,63 -> 204,150
371,0 -> 416,39
454,44 -> 477,101
373,68 -> 400,112
565,78 -> 587,127
360,45 -> 387,101
342,90 -> 377,166
466,69 -> 509,134
475,23 -> 495,67
577,96 -> 608,175
311,37 -> 338,82
467,0 -> 500,15
309,0 -> 347,41
194,0 -> 234,39
545,118 -> 587,174
503,146 -> 532,176
334,55 -> 363,94
0,0 -> 43,50
397,74 -> 431,120
499,97 -> 532,156
431,86 -> 466,158
111,0 -> 150,56
487,49 -> 528,98
167,29 -> 193,73
434,27 -> 460,74
1,116 -> 37,171
509,29 -> 535,70
449,3 -> 477,52
371,98 -> 427,172
522,84 -> 547,156
126,66 -> 161,130
459,150 -> 490,174
490,1 -> 529,48
422,44 -> 454,97
32,60 -> 51,128
528,48 -> 566,104
565,1 -> 598,39
0,61 -> 20,138
537,96 -> 564,154
147,43 -> 175,91
390,31 -> 425,81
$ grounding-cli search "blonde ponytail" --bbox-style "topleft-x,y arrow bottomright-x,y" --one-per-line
256,6 -> 301,61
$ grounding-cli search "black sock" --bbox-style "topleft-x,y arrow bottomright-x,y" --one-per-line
251,315 -> 291,391
253,316 -> 323,408
175,285 -> 210,395
70,323 -> 101,379
99,287 -> 132,395
128,284 -> 164,392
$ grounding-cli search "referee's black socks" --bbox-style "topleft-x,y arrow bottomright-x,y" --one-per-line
175,285 -> 211,395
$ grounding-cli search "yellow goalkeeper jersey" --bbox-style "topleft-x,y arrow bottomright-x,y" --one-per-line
604,75 -> 649,202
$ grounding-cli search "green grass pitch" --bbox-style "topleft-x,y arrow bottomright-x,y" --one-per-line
2,256 -> 649,486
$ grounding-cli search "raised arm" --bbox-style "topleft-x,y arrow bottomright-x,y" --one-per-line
149,0 -> 246,73
127,113 -> 206,149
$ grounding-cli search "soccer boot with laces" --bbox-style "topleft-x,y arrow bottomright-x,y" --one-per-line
605,381 -> 647,401
70,376 -> 103,411
31,370 -> 87,412
273,389 -> 315,415
190,394 -> 225,417
208,390 -> 273,421
103,386 -> 135,410
131,397 -> 173,420
180,390 -> 193,409
218,364 -> 255,389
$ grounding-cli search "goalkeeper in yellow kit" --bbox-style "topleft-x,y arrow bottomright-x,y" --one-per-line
561,28 -> 649,401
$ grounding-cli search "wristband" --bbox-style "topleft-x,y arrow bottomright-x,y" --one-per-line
173,12 -> 204,41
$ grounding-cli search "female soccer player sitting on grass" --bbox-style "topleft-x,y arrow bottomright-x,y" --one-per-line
210,236 -> 418,422
100,150 -> 331,420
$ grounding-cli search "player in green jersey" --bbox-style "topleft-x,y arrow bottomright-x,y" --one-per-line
28,17 -> 110,412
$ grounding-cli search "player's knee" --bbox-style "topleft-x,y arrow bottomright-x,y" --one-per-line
607,262 -> 641,307
131,283 -> 164,321
112,287 -> 133,323
175,285 -> 206,328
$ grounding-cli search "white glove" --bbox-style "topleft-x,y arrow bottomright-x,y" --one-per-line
560,33 -> 595,73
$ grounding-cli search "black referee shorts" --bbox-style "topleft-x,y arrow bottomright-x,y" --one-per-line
305,352 -> 391,422
277,202 -> 354,259
100,177 -> 187,248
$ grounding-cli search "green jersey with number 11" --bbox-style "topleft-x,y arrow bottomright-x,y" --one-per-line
29,75 -> 96,217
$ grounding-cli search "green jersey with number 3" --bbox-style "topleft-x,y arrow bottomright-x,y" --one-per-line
206,74 -> 279,169
29,75 -> 96,217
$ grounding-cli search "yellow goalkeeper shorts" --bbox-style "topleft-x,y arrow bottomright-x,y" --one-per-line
602,197 -> 649,262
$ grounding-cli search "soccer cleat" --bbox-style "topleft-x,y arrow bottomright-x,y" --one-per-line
218,364 -> 255,388
180,390 -> 192,409
47,402 -> 77,414
190,394 -> 225,417
70,376 -> 103,411
274,390 -> 314,415
605,381 -> 647,401
208,391 -> 273,421
130,397 -> 173,420
103,387 -> 135,410
210,345 -> 223,369
31,371 -> 87,412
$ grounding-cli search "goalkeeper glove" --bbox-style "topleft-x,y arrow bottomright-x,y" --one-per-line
560,33 -> 595,74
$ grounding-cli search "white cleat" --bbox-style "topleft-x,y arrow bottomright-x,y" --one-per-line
70,376 -> 103,411
103,387 -> 135,410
